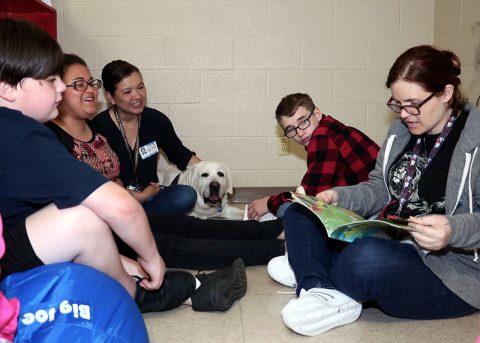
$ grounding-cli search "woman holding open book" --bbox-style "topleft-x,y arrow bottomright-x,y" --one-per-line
279,45 -> 480,336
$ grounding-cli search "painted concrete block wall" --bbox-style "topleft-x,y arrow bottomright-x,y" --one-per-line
434,0 -> 480,105
53,0 -> 436,187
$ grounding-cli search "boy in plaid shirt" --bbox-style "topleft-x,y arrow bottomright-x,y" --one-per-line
247,93 -> 379,220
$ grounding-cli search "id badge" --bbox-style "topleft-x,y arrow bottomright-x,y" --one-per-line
139,141 -> 159,160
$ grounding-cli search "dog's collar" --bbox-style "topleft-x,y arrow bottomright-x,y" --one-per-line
170,173 -> 181,185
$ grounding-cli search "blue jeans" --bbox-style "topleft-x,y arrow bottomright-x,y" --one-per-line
284,203 -> 477,319
142,184 -> 196,215
276,202 -> 291,217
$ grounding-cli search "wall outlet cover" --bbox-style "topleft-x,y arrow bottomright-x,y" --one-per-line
277,137 -> 289,156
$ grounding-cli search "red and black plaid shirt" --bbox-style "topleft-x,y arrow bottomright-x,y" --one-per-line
267,114 -> 379,214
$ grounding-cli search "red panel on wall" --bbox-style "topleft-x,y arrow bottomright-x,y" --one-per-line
0,0 -> 57,39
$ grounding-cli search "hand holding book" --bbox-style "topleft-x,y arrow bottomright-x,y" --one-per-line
290,192 -> 417,243
315,189 -> 339,205
406,214 -> 452,251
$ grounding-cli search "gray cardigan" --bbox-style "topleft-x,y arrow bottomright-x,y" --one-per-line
335,103 -> 480,309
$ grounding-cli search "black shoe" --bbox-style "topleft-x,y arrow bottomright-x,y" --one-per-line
191,258 -> 247,312
135,270 -> 196,313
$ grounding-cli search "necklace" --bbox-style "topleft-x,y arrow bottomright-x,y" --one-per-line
54,118 -> 93,142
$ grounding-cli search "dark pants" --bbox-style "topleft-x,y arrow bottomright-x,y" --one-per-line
119,214 -> 285,270
284,203 -> 477,319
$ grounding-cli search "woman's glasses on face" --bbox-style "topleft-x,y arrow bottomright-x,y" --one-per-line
283,110 -> 314,138
386,92 -> 435,115
66,79 -> 103,91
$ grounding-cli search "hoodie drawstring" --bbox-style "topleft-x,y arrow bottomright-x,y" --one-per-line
468,148 -> 479,263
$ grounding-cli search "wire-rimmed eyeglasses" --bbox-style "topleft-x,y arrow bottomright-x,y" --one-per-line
386,93 -> 436,115
66,79 -> 103,91
283,110 -> 314,138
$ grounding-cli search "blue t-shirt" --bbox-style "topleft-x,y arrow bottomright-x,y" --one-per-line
0,107 -> 108,226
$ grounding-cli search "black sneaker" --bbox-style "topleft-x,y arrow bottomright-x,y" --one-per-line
135,270 -> 196,313
191,258 -> 247,312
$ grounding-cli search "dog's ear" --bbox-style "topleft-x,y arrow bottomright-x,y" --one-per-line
223,163 -> 234,195
182,163 -> 198,187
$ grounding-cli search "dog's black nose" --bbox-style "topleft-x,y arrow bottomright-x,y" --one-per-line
209,182 -> 220,193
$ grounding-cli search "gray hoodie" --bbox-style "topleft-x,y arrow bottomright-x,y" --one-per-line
335,103 -> 480,309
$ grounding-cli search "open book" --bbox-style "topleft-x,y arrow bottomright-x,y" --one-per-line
290,192 -> 416,243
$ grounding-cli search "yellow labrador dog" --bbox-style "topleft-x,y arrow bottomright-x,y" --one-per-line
170,161 -> 244,219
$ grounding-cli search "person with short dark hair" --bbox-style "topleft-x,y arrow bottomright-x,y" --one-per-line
280,45 -> 480,336
92,60 -> 200,215
247,93 -> 379,221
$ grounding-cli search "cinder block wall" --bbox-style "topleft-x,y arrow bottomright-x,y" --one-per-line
53,0 -> 475,187
434,0 -> 480,103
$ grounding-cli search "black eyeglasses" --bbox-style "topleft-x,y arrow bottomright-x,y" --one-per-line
66,79 -> 103,91
386,93 -> 436,115
283,110 -> 314,138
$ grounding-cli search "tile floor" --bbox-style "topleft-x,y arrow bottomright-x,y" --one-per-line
144,189 -> 480,342
144,265 -> 480,343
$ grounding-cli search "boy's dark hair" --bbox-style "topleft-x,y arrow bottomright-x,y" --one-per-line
0,18 -> 63,86
275,93 -> 316,121
101,60 -> 140,94
62,53 -> 87,77
386,45 -> 466,112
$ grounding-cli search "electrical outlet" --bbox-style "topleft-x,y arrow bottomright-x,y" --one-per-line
277,137 -> 289,156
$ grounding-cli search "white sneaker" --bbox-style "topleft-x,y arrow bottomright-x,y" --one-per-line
267,254 -> 296,288
282,288 -> 362,336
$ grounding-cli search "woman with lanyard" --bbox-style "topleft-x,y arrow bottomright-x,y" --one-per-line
277,45 -> 480,336
93,60 -> 200,215
52,54 -> 285,270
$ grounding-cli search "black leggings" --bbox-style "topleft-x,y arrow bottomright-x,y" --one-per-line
119,214 -> 285,270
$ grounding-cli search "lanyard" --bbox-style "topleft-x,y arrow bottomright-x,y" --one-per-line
395,113 -> 457,216
113,106 -> 141,179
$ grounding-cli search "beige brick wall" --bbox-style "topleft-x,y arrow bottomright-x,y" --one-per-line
434,0 -> 480,104
53,0 -> 445,187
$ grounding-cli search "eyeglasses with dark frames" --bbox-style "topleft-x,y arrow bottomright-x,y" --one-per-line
283,109 -> 314,138
66,79 -> 103,91
386,93 -> 436,115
